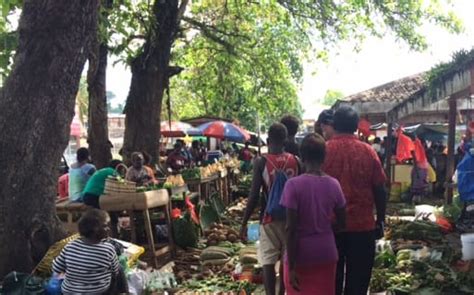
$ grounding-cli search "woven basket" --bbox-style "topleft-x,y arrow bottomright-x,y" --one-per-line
33,234 -> 80,277
104,176 -> 136,195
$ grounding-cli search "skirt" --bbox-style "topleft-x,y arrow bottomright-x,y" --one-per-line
283,261 -> 337,295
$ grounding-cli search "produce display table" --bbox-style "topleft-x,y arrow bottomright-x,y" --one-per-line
99,189 -> 175,268
185,174 -> 219,201
56,199 -> 91,233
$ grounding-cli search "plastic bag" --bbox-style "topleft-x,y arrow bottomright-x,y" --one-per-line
127,269 -> 149,295
457,151 -> 474,202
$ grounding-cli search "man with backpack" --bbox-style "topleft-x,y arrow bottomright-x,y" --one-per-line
241,123 -> 300,295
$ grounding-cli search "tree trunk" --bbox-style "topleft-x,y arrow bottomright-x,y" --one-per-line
87,0 -> 113,169
122,0 -> 180,164
0,0 -> 98,277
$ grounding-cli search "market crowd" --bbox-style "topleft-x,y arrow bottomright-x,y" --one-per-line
51,105 -> 386,295
241,106 -> 387,295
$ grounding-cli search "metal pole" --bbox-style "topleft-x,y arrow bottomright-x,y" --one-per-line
446,96 -> 457,204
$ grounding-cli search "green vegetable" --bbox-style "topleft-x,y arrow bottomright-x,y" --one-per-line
374,250 -> 396,268
182,168 -> 201,180
396,249 -> 415,263
391,220 -> 443,241
172,212 -> 199,248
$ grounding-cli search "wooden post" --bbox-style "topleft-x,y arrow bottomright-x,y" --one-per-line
385,122 -> 393,185
446,96 -> 457,204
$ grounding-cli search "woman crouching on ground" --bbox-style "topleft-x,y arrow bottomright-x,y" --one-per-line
281,133 -> 346,295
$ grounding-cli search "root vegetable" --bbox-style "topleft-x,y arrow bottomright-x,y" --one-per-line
218,234 -> 227,241
227,234 -> 237,243
208,239 -> 218,246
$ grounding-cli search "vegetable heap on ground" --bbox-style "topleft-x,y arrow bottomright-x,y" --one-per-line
370,218 -> 474,295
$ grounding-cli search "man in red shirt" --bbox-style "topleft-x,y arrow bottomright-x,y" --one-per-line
323,106 -> 387,295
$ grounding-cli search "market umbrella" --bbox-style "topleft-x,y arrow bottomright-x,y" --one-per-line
160,121 -> 202,137
194,120 -> 251,143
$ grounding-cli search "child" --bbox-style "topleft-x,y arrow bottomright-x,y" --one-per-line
52,209 -> 126,294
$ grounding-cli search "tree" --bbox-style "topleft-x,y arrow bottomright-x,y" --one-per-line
110,0 -> 461,159
117,0 -> 188,163
0,0 -> 98,277
169,2 -> 306,131
322,89 -> 345,106
87,0 -> 114,169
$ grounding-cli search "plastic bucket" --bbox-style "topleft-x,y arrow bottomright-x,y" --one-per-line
247,222 -> 260,242
461,233 -> 474,260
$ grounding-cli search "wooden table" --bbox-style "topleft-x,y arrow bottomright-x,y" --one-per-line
185,174 -> 220,200
99,189 -> 175,268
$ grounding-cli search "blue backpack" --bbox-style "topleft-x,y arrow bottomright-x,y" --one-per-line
264,155 -> 292,220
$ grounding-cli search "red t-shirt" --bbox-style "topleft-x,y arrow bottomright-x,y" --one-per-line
58,173 -> 69,200
323,134 -> 386,232
240,148 -> 253,162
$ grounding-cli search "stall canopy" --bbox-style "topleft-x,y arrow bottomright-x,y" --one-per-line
403,123 -> 448,142
160,121 -> 202,137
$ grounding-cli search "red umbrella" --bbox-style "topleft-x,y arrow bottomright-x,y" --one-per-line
160,121 -> 201,137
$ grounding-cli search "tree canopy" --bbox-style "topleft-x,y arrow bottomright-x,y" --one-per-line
322,89 -> 345,106
1,1 -> 463,127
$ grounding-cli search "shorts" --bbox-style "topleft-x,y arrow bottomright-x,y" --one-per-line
258,221 -> 286,266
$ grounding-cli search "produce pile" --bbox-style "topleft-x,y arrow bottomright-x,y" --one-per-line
203,223 -> 240,246
225,197 -> 260,223
370,218 -> 474,294
181,167 -> 201,181
164,174 -> 186,188
171,216 -> 262,294
178,276 -> 256,294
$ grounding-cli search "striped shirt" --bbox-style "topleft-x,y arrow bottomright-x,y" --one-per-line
52,239 -> 119,294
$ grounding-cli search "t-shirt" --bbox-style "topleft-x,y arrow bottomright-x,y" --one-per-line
166,152 -> 187,171
240,148 -> 253,162
261,152 -> 299,223
280,174 -> 346,266
52,239 -> 119,294
68,163 -> 96,202
323,134 -> 386,232
58,173 -> 69,199
83,168 -> 115,196
126,167 -> 150,185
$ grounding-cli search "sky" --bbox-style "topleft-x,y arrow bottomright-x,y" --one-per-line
106,0 -> 474,119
